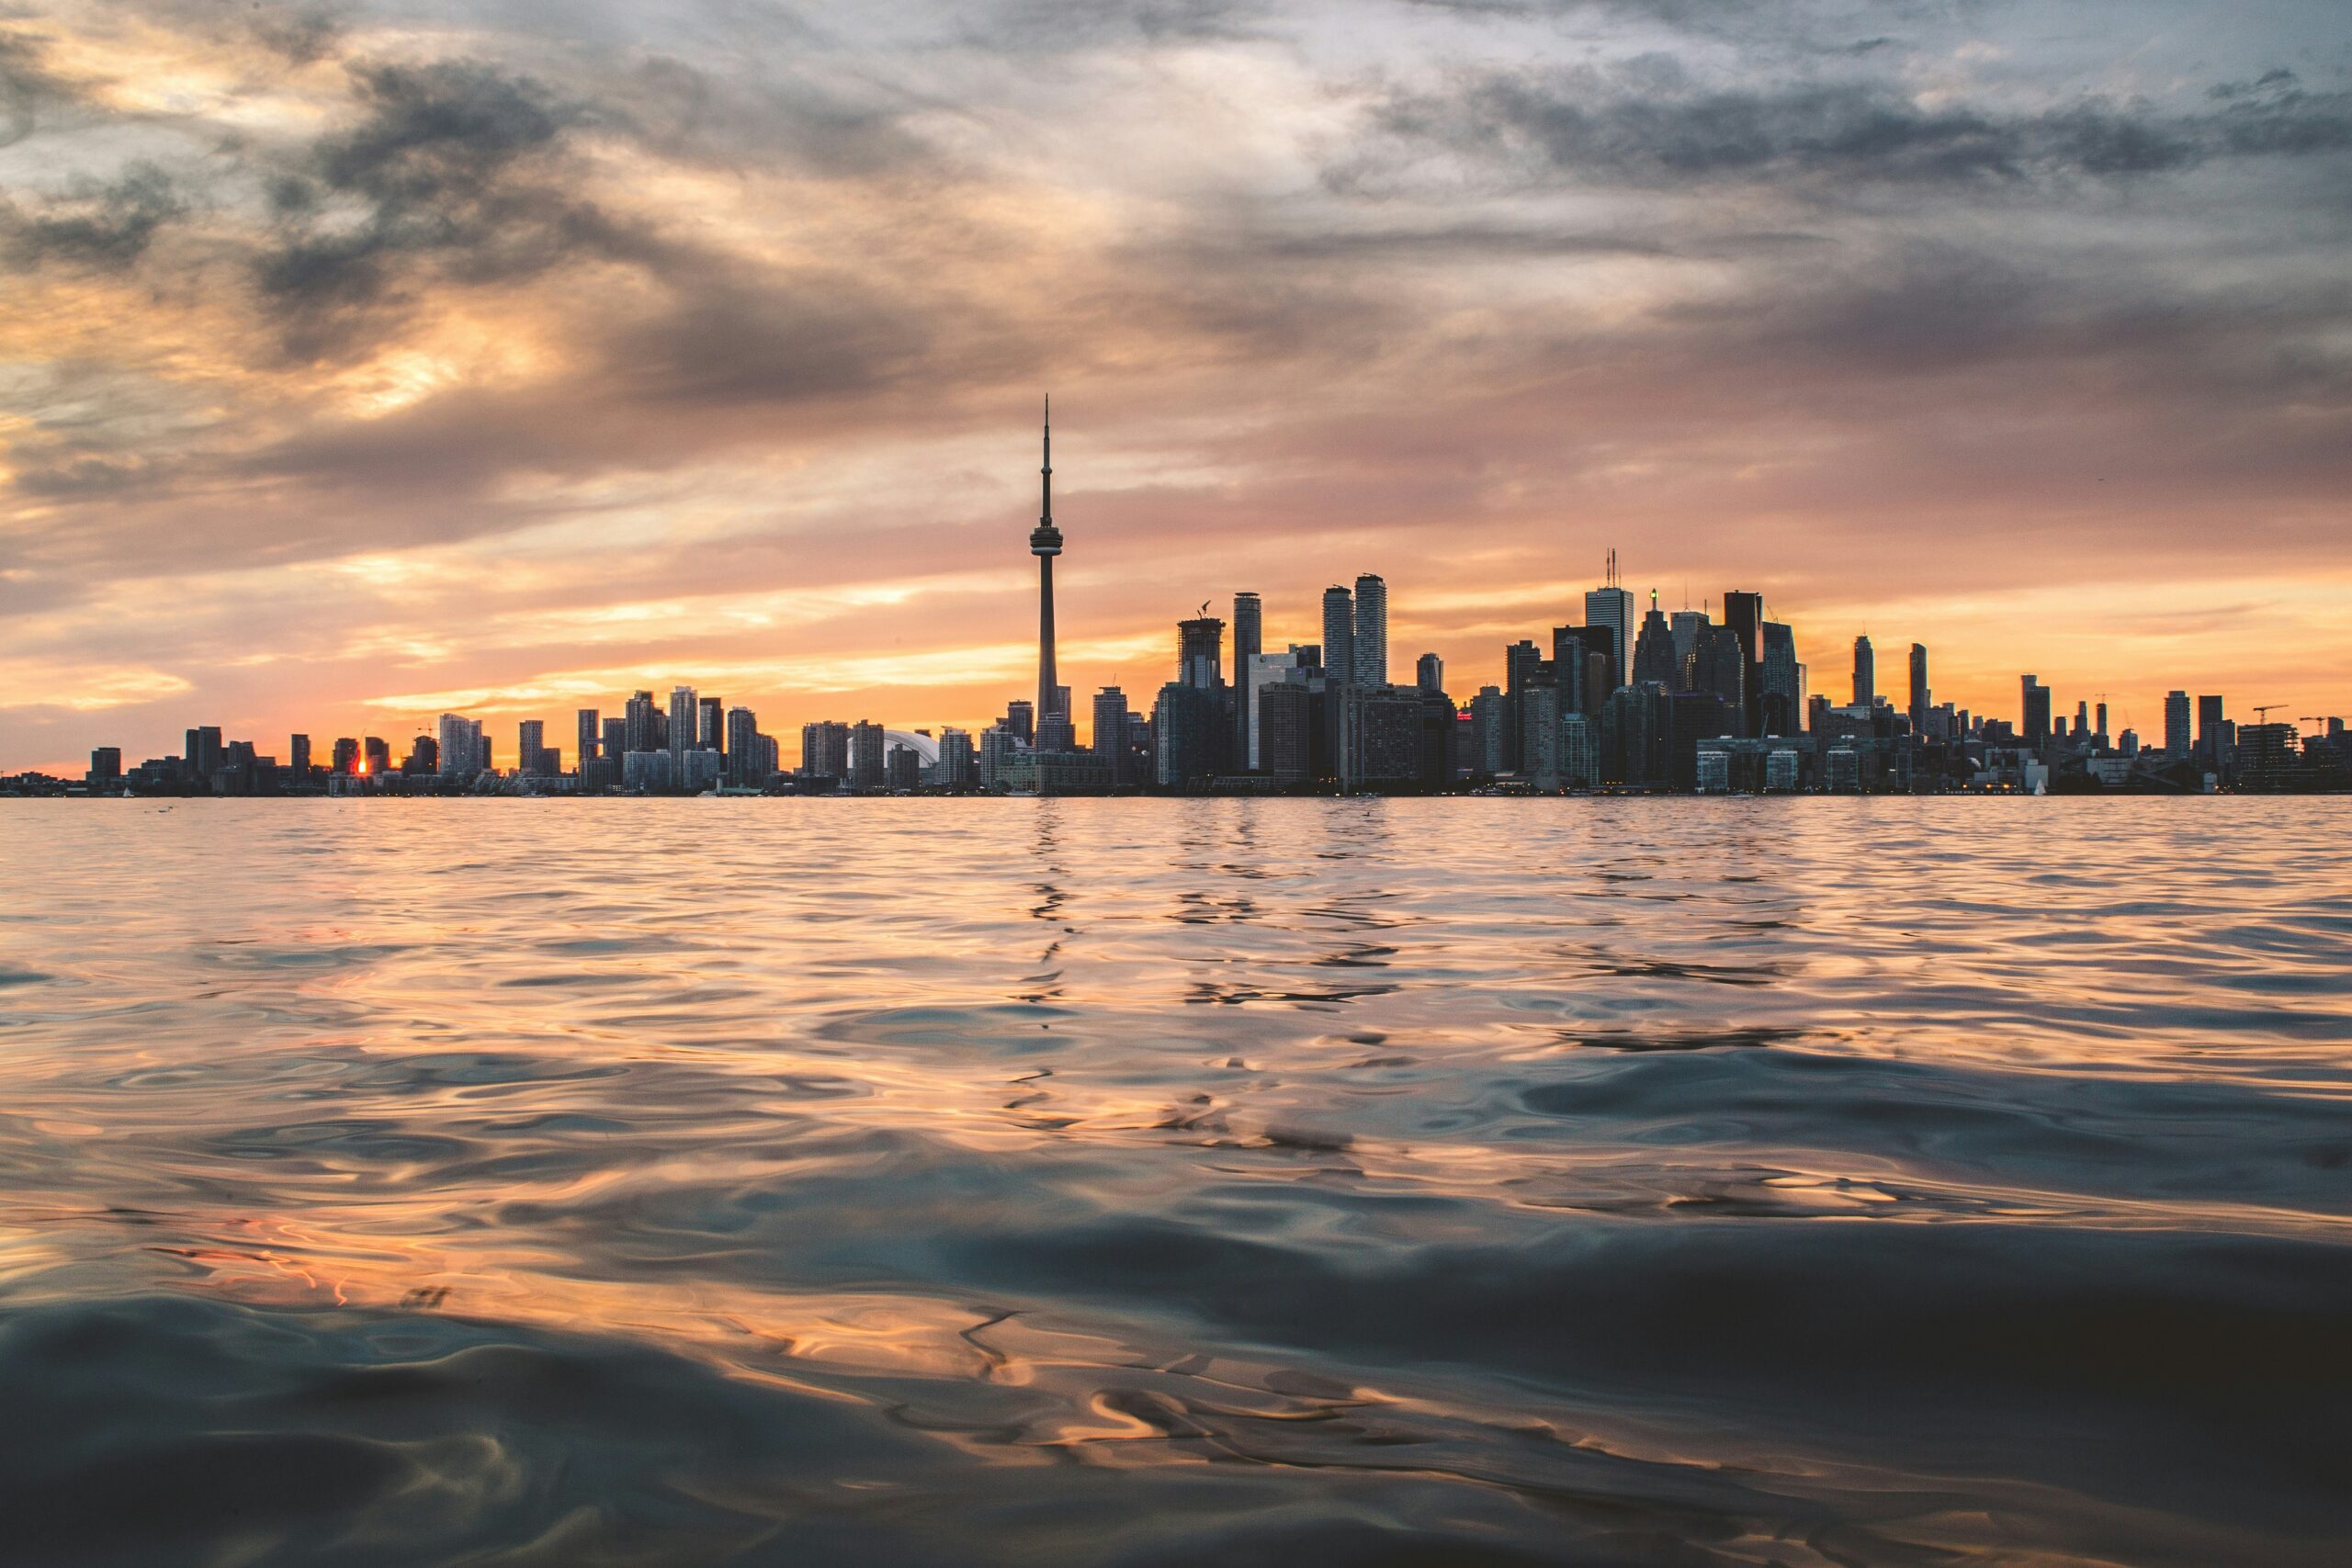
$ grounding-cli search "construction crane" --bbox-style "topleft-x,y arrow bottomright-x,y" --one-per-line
2251,704 -> 2287,725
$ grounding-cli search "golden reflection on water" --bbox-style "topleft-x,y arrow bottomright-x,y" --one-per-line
2,797 -> 2349,1565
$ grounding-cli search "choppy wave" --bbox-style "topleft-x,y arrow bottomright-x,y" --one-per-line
1,796 -> 2347,1565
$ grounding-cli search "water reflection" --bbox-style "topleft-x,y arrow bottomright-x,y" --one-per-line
1,797 -> 2348,1566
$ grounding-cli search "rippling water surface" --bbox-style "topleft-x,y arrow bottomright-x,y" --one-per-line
3,797 -> 2348,1565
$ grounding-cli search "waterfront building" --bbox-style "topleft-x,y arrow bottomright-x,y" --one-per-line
1633,597 -> 1678,688
668,687 -> 698,766
576,709 -> 599,769
1153,682 -> 1222,788
1351,574 -> 1388,687
937,727 -> 977,788
624,691 -> 659,756
436,714 -> 482,780
1321,585 -> 1354,688
1908,644 -> 1929,735
1723,592 -> 1765,733
288,735 -> 311,777
1670,610 -> 1708,689
622,750 -> 673,792
2197,694 -> 2225,764
886,744 -> 921,791
1179,615 -> 1224,691
849,720 -> 887,789
1257,680 -> 1314,784
725,707 -> 762,785
800,721 -> 850,780
518,720 -> 548,776
1336,682 -> 1425,790
1244,651 -> 1310,769
2021,676 -> 2051,748
1584,576 -> 1633,694
1852,636 -> 1875,708
1232,592 -> 1261,765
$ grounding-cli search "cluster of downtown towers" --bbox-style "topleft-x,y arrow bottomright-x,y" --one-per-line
60,412 -> 2345,798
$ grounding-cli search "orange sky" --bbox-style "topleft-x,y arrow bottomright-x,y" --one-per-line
3,1 -> 2348,772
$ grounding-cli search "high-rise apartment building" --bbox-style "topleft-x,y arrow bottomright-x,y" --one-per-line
1852,636 -> 1875,708
576,709 -> 600,769
849,721 -> 887,789
1416,652 -> 1443,694
1178,615 -> 1224,690
1231,592 -> 1261,764
799,721 -> 850,780
1908,644 -> 1929,734
668,687 -> 697,763
725,707 -> 761,784
436,713 -> 482,779
1321,585 -> 1354,686
1351,573 -> 1387,686
2165,691 -> 2190,754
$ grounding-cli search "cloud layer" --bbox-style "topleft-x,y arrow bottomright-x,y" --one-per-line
2,0 -> 2348,768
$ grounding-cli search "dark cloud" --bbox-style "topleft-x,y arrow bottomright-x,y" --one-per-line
0,31 -> 76,150
255,59 -> 636,357
1,163 -> 186,270
1351,64 -> 2352,192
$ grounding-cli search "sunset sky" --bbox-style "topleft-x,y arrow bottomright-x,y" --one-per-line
3,0 -> 2347,771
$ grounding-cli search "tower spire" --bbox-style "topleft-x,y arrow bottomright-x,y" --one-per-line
1041,395 -> 1052,528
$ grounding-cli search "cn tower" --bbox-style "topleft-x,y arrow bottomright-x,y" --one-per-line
1029,397 -> 1063,726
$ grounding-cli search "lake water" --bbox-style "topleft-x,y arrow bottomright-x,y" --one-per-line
2,797 -> 2347,1566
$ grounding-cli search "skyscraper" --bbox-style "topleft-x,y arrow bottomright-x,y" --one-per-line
1760,622 -> 1801,738
576,708 -> 600,769
1092,688 -> 1129,769
1030,400 -> 1065,729
1351,573 -> 1387,686
1632,594 -> 1677,687
849,721 -> 886,790
725,707 -> 761,785
518,720 -> 546,775
1852,636 -> 1875,707
669,686 -> 697,764
698,696 -> 723,753
1669,609 -> 1708,691
2165,691 -> 2191,754
2022,676 -> 2052,748
1416,652 -> 1443,694
1584,556 -> 1633,694
1178,615 -> 1224,690
2198,694 -> 2224,761
1232,592 -> 1261,764
1908,644 -> 1929,735
289,734 -> 311,776
1723,591 -> 1765,736
625,691 -> 659,756
436,713 -> 481,780
1321,585 -> 1354,686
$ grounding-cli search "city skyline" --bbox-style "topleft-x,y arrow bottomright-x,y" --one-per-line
5,2 -> 2351,773
11,405 -> 2347,780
